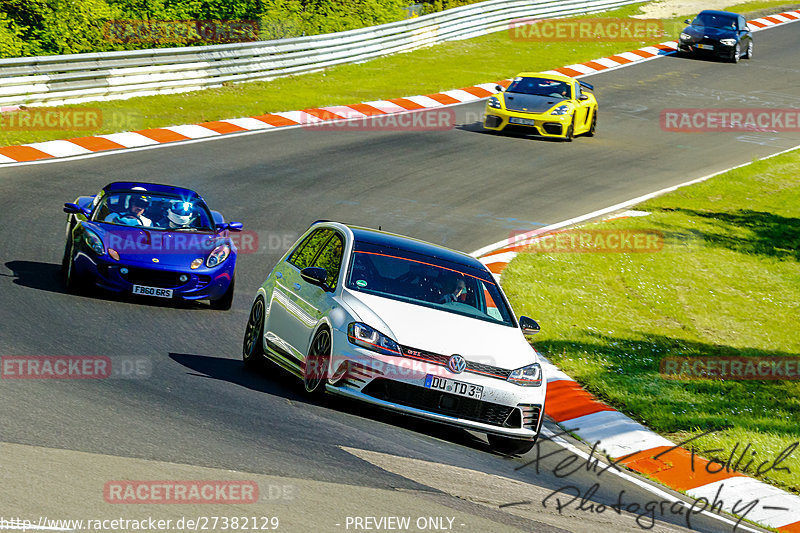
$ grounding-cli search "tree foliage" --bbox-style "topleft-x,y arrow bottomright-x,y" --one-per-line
0,0 -> 487,58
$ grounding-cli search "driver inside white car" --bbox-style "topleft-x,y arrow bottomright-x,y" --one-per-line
104,195 -> 152,226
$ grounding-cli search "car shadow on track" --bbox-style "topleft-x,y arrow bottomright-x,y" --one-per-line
456,121 -> 569,143
169,351 -> 496,455
5,260 -> 209,309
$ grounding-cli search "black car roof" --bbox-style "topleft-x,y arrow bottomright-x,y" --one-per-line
698,9 -> 739,17
346,225 -> 487,273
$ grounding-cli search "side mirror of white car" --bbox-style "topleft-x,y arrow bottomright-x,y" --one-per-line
300,266 -> 333,292
519,316 -> 540,336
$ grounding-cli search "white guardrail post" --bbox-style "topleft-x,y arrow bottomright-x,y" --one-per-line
0,0 -> 642,107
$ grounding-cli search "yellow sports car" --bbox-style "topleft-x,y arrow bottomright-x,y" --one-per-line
483,72 -> 597,141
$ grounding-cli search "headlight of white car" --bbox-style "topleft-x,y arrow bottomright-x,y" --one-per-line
508,363 -> 543,386
83,229 -> 104,255
550,104 -> 571,116
720,38 -> 736,46
347,322 -> 401,356
488,97 -> 502,109
206,243 -> 230,267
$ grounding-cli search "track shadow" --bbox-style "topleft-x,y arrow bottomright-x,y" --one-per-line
169,351 -> 494,453
456,121 -> 567,143
4,260 -> 67,294
652,208 -> 800,261
4,260 -> 206,309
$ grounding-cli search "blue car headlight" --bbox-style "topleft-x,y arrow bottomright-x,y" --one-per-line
550,104 -> 571,116
719,38 -> 736,46
508,363 -> 543,386
488,97 -> 502,109
206,243 -> 230,268
680,32 -> 692,41
83,229 -> 104,255
347,322 -> 401,356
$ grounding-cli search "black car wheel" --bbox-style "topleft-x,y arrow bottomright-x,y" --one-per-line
304,328 -> 331,394
744,41 -> 753,59
242,296 -> 265,370
62,240 -> 86,293
731,43 -> 741,63
564,117 -> 575,142
488,434 -> 536,455
586,111 -> 597,137
210,277 -> 235,310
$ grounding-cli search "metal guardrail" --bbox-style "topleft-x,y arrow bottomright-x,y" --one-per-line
0,0 -> 642,107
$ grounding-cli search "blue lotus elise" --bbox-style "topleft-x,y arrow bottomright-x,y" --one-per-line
62,182 -> 243,309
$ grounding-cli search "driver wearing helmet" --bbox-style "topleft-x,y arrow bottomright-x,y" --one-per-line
159,201 -> 198,229
104,195 -> 152,226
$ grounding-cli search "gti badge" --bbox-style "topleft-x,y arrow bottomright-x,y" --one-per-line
447,354 -> 466,374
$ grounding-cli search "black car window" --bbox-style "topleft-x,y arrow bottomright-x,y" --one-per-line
313,233 -> 344,289
288,229 -> 333,270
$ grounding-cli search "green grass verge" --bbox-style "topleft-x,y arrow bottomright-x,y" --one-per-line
501,149 -> 800,494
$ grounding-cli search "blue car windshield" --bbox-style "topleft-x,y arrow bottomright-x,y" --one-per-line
345,248 -> 516,327
93,192 -> 214,232
506,77 -> 571,99
692,13 -> 737,29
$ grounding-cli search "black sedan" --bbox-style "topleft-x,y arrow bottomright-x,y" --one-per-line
677,10 -> 753,62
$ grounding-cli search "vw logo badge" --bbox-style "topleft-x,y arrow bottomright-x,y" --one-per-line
447,354 -> 466,374
151,258 -> 159,263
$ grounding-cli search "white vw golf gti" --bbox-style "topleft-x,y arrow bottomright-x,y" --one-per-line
243,222 -> 547,453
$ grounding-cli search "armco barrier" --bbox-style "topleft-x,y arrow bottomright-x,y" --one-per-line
0,0 -> 642,107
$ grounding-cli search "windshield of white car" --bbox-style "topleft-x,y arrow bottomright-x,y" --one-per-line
93,192 -> 215,232
506,77 -> 571,99
346,249 -> 516,327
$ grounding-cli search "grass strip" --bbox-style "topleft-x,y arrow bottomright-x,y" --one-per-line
501,148 -> 800,494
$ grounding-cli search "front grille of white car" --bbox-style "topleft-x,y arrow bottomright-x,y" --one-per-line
362,378 -> 517,427
399,345 -> 513,380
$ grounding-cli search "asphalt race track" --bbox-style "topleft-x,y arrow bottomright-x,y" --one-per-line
1,20 -> 799,533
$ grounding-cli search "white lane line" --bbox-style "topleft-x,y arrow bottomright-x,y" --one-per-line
319,106 -> 368,119
97,132 -> 159,148
440,89 -> 481,102
224,117 -> 275,130
556,410 -> 675,459
362,100 -> 409,113
25,140 -> 91,158
163,124 -> 220,138
591,57 -> 623,68
403,95 -> 446,108
688,477 -> 800,527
